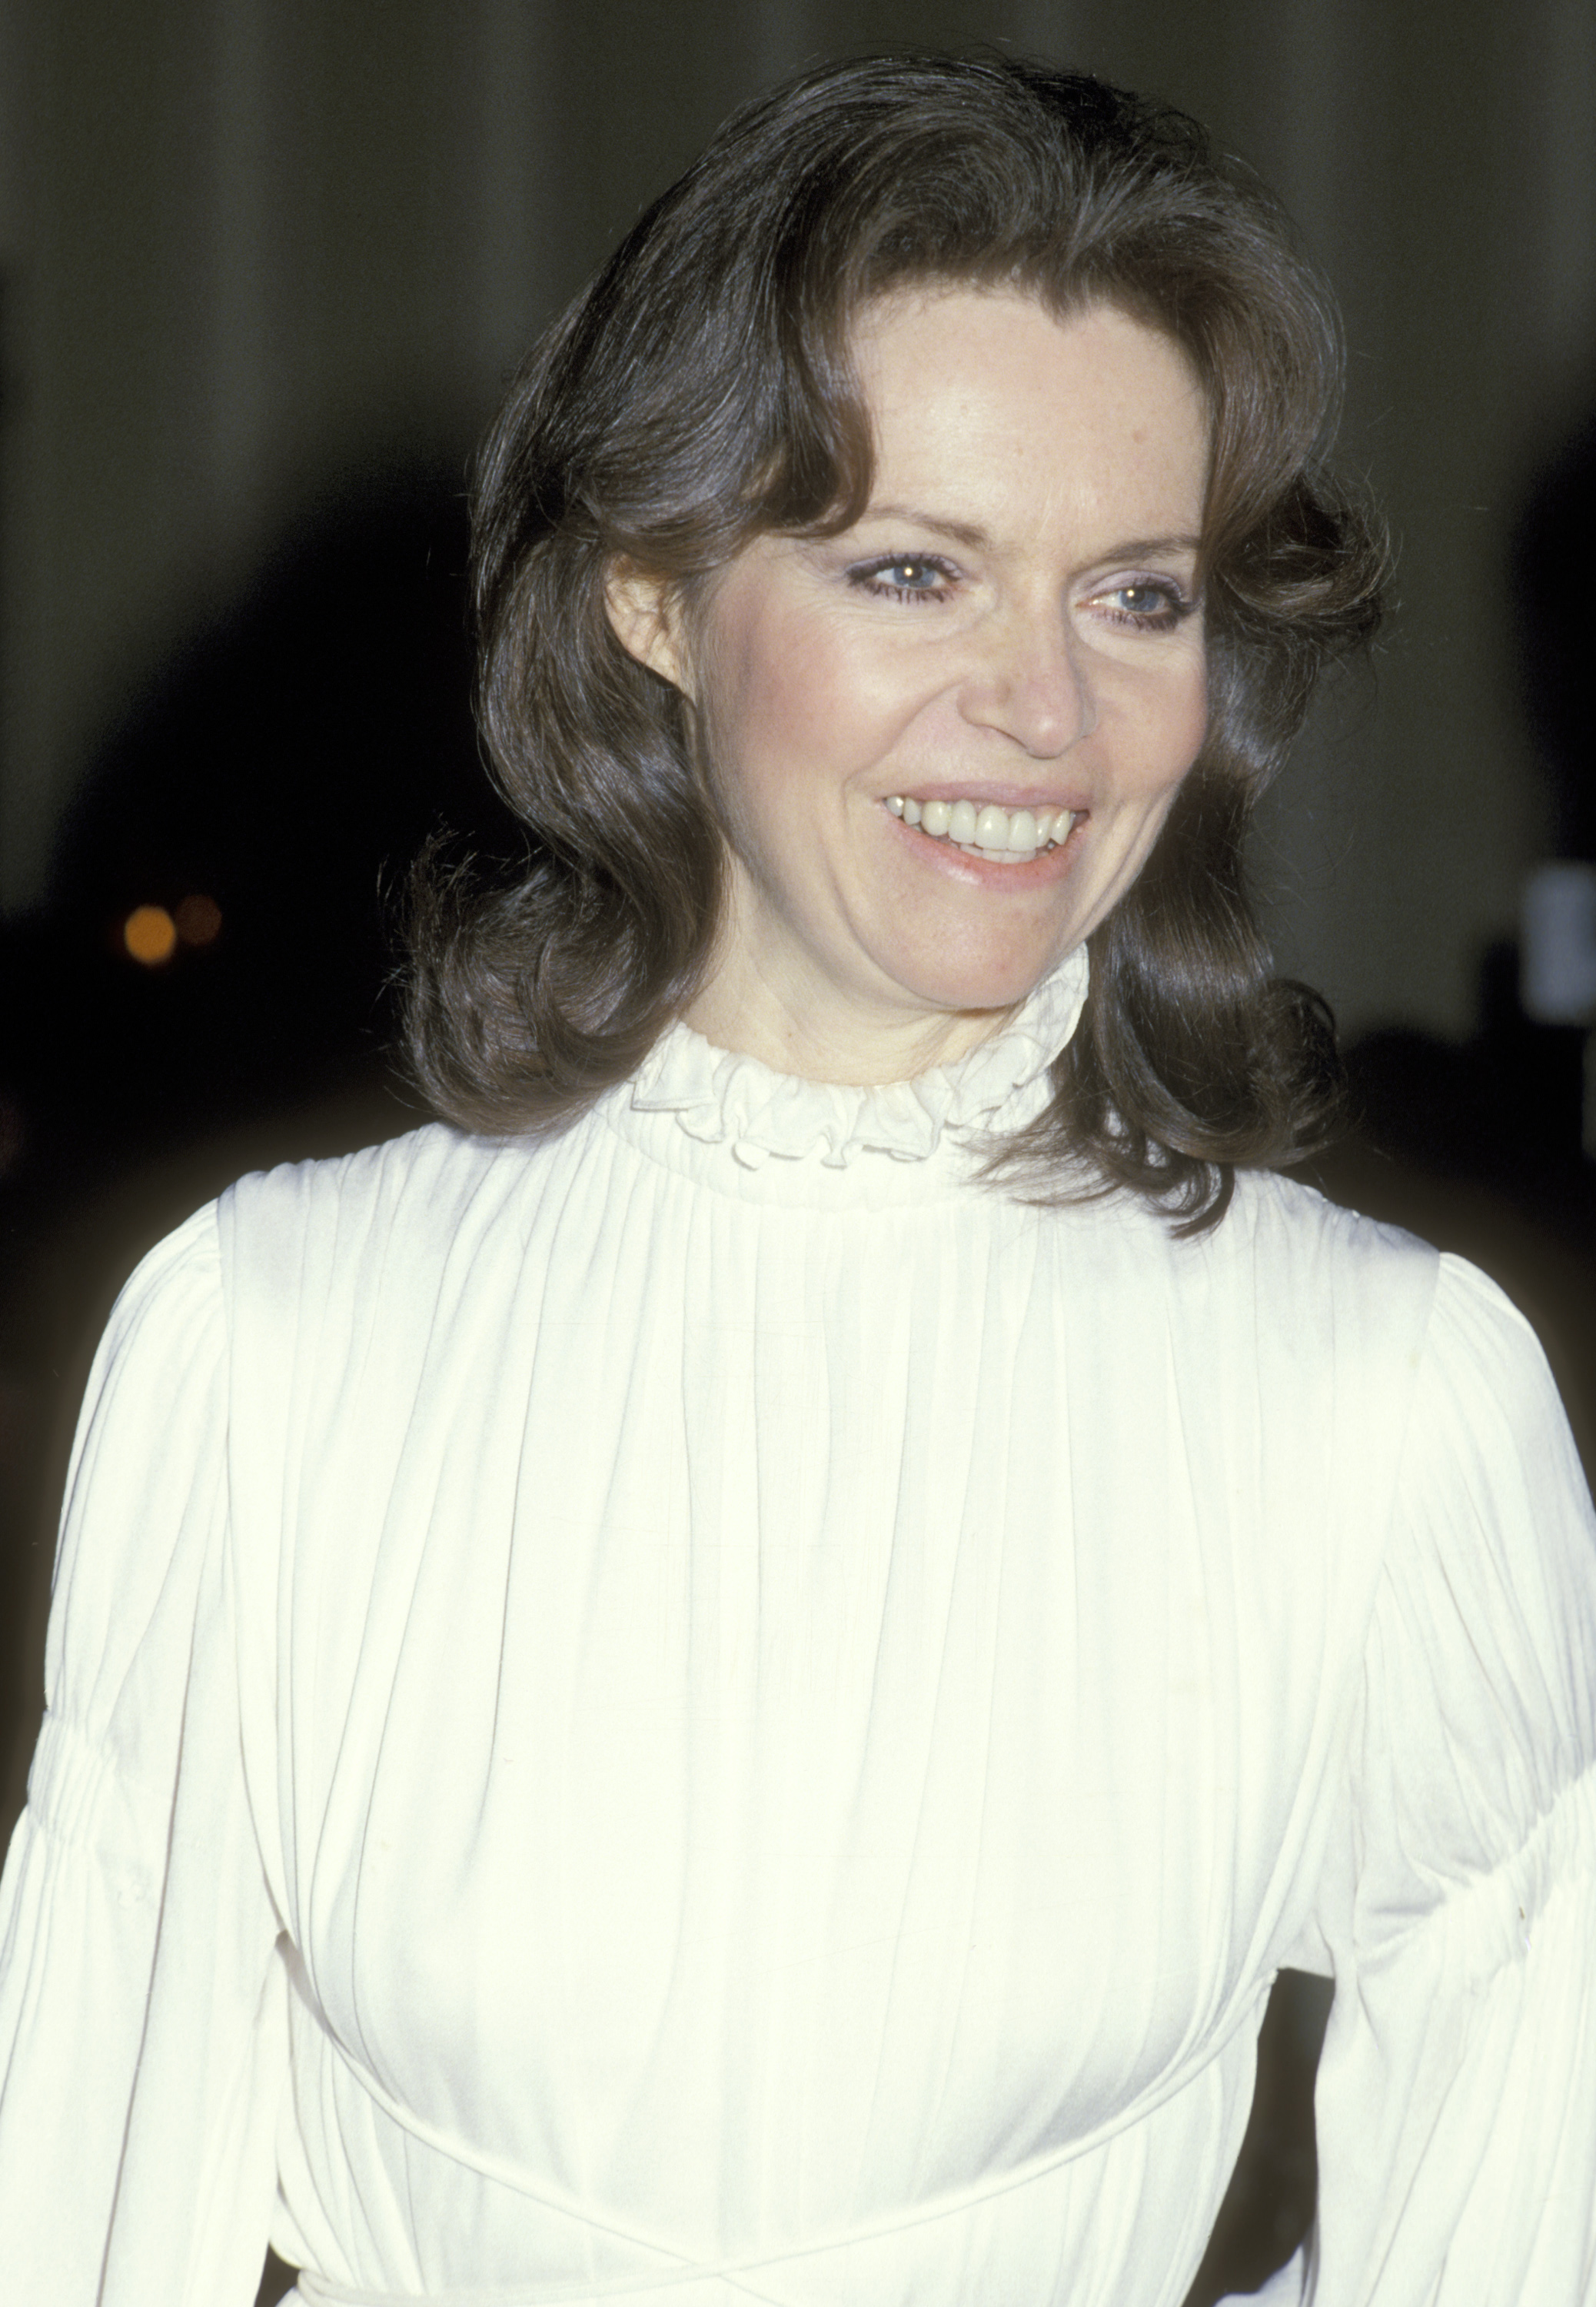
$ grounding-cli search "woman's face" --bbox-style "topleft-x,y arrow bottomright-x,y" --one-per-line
610,288 -> 1212,1081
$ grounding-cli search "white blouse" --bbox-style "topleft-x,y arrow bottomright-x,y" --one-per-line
2,947 -> 1594,2307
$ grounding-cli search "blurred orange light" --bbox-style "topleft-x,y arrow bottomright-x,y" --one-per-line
123,904 -> 178,965
175,893 -> 222,946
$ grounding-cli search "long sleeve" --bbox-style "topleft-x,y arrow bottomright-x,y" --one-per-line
0,1207 -> 286,2305
1304,1254 -> 1596,2302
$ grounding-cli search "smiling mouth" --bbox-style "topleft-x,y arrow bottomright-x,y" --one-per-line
886,794 -> 1077,864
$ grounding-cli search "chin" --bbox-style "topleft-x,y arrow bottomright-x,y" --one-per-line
911,921 -> 1079,1003
896,950 -> 1069,1021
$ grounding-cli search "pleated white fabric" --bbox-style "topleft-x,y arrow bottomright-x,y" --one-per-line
2,948 -> 1594,2305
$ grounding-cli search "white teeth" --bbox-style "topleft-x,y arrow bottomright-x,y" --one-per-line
886,796 -> 1076,861
974,804 -> 1008,847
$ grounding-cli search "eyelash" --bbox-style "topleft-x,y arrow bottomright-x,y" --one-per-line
849,555 -> 959,605
846,557 -> 1196,629
1093,581 -> 1196,631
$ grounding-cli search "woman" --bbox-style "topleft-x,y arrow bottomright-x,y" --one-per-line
2,52 -> 1594,2307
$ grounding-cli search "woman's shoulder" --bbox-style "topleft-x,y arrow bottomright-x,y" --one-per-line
1225,1163 -> 1435,1265
1156,1168 -> 1448,1412
85,1124 -> 543,1390
225,1114 -> 533,1220
1092,1163 -> 1443,1316
1221,1171 -> 1576,1452
58,1123 -> 563,1372
218,1117 -> 551,1284
1201,1166 -> 1443,1317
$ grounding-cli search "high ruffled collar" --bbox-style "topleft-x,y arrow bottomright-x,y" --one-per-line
624,946 -> 1089,1171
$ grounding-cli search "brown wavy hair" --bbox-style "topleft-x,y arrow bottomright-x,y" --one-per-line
406,51 -> 1386,1230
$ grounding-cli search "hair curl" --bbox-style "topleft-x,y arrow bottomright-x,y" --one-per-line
406,50 -> 1386,1230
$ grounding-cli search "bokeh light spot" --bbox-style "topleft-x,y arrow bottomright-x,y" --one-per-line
175,893 -> 223,946
123,904 -> 178,965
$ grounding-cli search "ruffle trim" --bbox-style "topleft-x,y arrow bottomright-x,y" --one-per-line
626,947 -> 1089,1170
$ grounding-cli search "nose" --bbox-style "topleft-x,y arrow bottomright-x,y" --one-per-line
956,604 -> 1094,757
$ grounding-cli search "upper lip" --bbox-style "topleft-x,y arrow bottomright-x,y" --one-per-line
884,783 -> 1089,811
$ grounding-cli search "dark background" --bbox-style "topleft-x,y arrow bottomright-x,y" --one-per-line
0,4 -> 1592,2301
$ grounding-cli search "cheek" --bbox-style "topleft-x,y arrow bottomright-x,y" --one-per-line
1129,671 -> 1209,856
712,617 -> 903,814
1140,661 -> 1210,797
706,688 -> 815,864
712,609 -> 833,770
697,644 -> 836,879
1173,683 -> 1210,781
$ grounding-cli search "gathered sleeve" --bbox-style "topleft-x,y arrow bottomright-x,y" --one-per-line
0,1207 -> 286,2305
1298,1253 -> 1596,2303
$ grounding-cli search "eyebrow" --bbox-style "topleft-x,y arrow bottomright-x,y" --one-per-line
862,504 -> 993,551
860,504 -> 1204,561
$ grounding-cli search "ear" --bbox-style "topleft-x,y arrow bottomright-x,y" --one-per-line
604,561 -> 690,691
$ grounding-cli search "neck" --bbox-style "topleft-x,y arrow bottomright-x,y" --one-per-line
682,961 -> 1016,1086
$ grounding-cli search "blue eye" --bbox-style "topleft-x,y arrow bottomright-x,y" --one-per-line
1095,579 -> 1194,628
850,554 -> 958,603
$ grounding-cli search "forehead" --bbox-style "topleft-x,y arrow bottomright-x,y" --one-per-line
846,288 -> 1211,538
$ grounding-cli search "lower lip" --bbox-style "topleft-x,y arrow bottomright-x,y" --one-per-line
887,811 -> 1086,884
